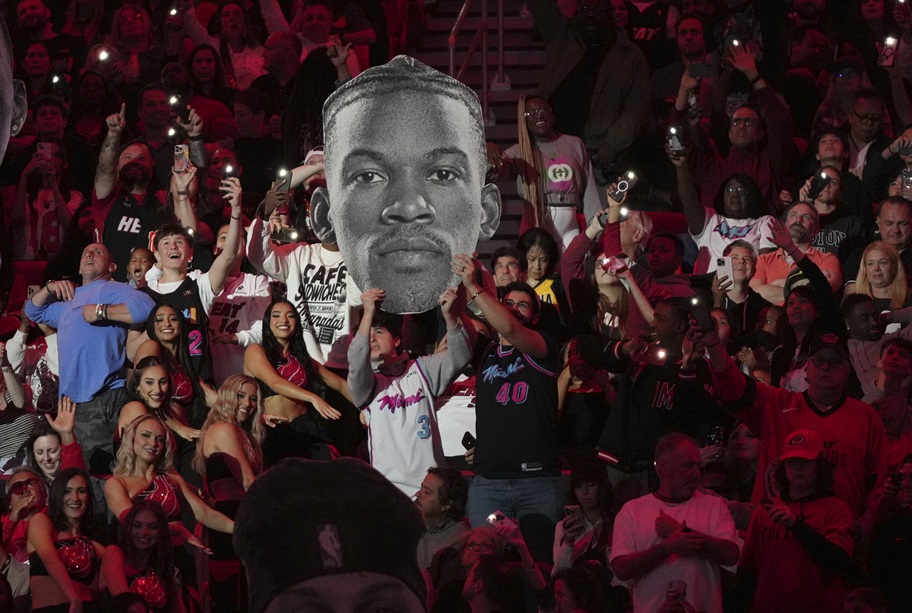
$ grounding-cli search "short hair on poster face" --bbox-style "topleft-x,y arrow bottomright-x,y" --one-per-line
322,55 -> 488,178
312,55 -> 501,314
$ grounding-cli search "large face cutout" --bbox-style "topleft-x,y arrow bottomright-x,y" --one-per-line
313,61 -> 501,313
0,16 -> 27,165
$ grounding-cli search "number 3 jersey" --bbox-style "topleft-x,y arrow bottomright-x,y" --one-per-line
348,325 -> 472,496
473,337 -> 561,479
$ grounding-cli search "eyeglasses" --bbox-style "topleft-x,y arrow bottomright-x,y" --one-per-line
9,478 -> 41,496
464,541 -> 494,553
524,107 -> 551,118
731,117 -> 758,127
725,185 -> 747,194
809,356 -> 846,369
504,299 -> 533,311
836,71 -> 861,80
852,110 -> 884,124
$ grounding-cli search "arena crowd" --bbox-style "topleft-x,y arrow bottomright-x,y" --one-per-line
1,0 -> 912,612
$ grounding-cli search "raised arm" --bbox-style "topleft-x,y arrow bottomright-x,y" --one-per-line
670,149 -> 708,236
205,177 -> 243,294
347,288 -> 384,408
453,254 -> 548,358
94,103 -> 126,203
260,0 -> 292,34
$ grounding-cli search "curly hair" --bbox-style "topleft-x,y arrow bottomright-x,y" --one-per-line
192,375 -> 265,476
114,414 -> 175,477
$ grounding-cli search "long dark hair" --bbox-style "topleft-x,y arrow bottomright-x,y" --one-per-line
48,467 -> 94,533
119,501 -> 177,605
144,304 -> 203,406
517,227 -> 560,279
713,173 -> 768,219
187,43 -> 234,103
261,299 -> 322,394
128,355 -> 175,421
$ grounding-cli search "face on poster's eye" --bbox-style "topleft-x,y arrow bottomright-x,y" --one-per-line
321,88 -> 498,313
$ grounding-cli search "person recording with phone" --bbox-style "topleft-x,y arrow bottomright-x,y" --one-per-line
675,41 -> 793,219
575,295 -> 717,503
552,456 -> 615,576
792,165 -> 864,263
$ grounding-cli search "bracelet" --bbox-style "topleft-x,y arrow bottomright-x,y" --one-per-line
188,135 -> 204,142
176,189 -> 190,195
749,74 -> 763,85
231,214 -> 241,220
467,289 -> 485,306
95,304 -> 108,321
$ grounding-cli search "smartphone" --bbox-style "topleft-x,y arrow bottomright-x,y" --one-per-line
271,226 -> 306,244
275,168 -> 291,193
563,504 -> 583,524
173,144 -> 190,173
221,163 -> 238,180
608,170 -> 638,200
36,142 -> 58,160
880,36 -> 899,67
461,431 -> 476,450
688,62 -> 717,78
486,511 -> 517,530
26,284 -> 40,300
600,255 -> 627,274
807,170 -> 832,200
689,294 -> 714,331
169,95 -> 191,123
667,126 -> 684,154
903,168 -> 912,189
715,256 -> 734,283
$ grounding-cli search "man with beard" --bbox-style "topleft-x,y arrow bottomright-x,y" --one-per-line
530,0 -> 649,177
92,103 -> 176,282
451,255 -> 563,540
311,56 -> 501,314
611,433 -> 739,613
750,204 -> 842,304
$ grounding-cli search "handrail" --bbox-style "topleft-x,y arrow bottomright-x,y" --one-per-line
449,0 -> 494,123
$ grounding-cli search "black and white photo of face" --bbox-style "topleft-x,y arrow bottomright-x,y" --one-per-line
312,57 -> 501,313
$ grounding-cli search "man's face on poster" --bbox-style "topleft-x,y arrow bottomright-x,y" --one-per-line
314,88 -> 500,313
0,17 -> 26,165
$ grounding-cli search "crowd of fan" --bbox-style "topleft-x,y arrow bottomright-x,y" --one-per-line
2,0 -> 912,612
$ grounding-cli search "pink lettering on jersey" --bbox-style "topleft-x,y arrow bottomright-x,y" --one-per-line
377,389 -> 427,413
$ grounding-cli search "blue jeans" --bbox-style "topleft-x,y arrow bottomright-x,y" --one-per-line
467,475 -> 566,563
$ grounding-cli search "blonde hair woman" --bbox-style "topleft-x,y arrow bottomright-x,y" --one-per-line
847,240 -> 910,311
